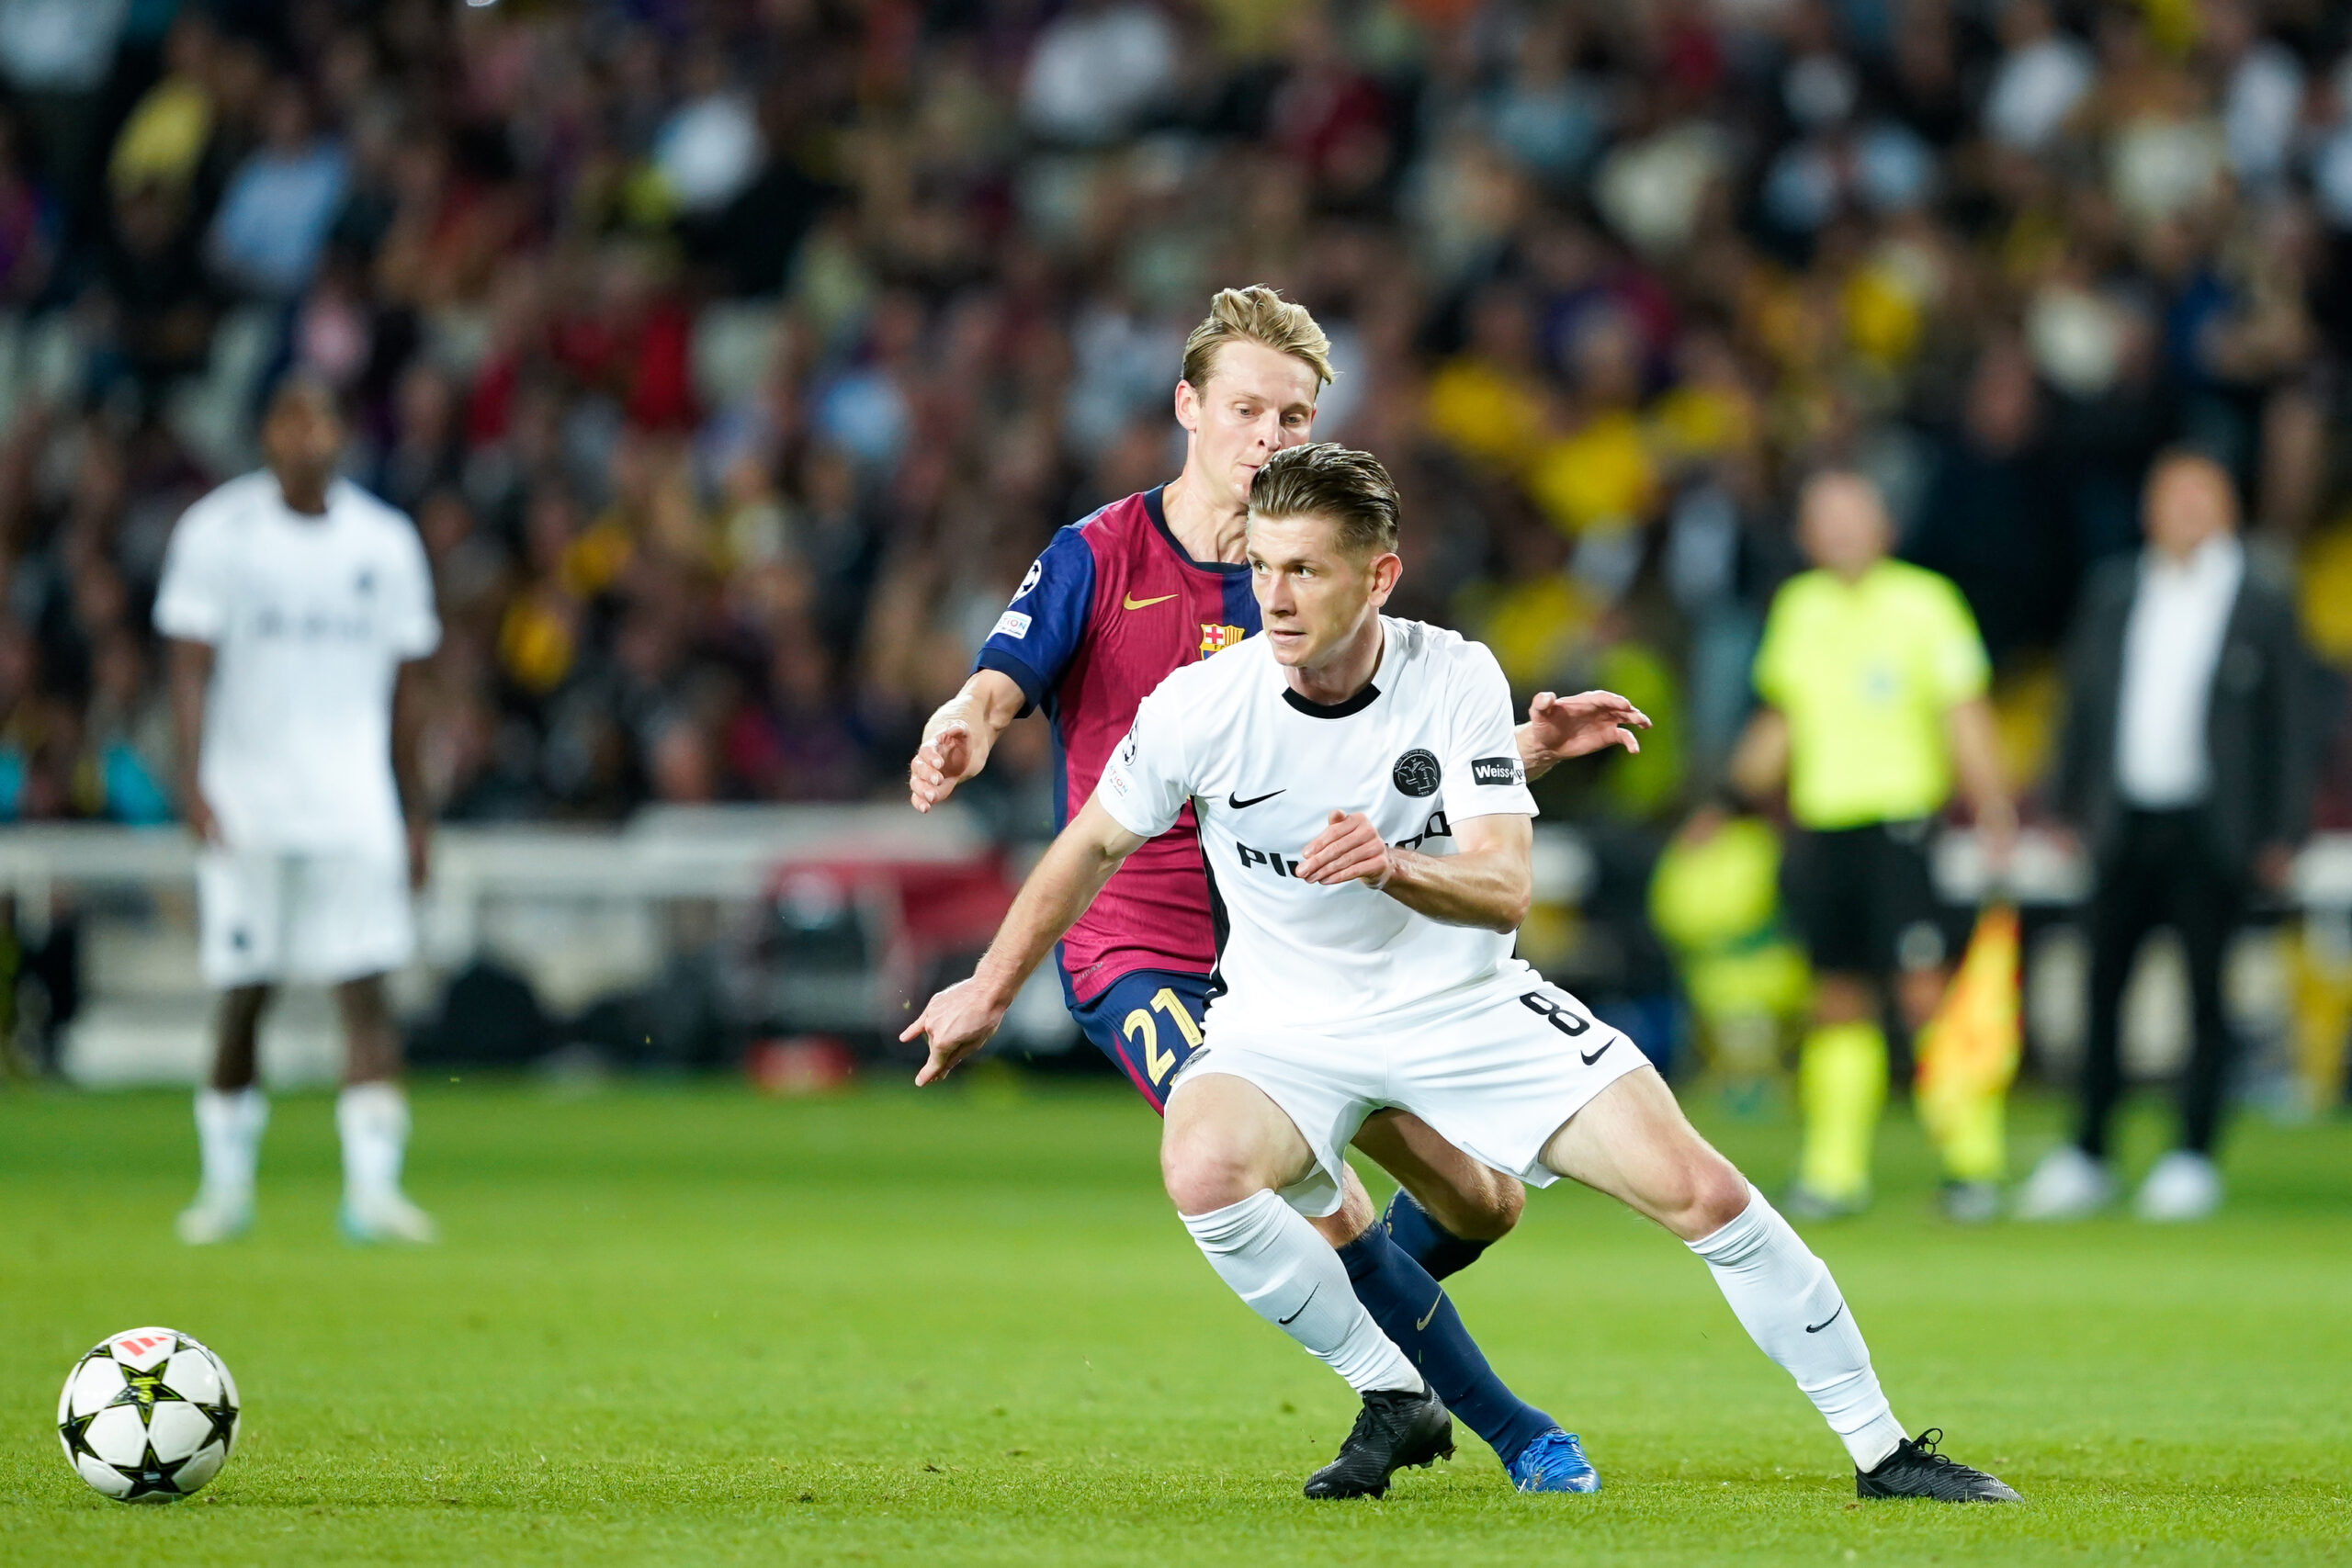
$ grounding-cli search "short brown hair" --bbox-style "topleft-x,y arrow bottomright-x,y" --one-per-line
1249,443 -> 1399,556
1182,286 -> 1335,392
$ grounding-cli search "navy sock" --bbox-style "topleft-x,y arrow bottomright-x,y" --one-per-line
1382,1187 -> 1493,1282
1336,1226 -> 1555,1468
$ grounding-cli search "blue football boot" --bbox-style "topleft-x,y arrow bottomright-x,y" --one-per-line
1509,1427 -> 1600,1493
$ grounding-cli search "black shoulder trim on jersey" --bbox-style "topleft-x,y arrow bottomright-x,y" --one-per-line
1145,486 -> 1251,577
1282,682 -> 1381,719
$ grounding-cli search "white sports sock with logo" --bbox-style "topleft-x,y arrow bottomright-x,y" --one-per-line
335,1081 -> 410,1207
194,1088 -> 268,1202
1687,1185 -> 1906,1471
1182,1190 -> 1423,1394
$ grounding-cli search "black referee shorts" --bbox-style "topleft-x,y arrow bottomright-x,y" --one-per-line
1781,818 -> 1950,978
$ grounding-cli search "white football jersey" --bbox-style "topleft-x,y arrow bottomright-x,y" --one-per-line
1095,617 -> 1538,1032
153,472 -> 439,857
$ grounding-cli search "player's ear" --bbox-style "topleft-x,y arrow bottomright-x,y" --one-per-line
1172,378 -> 1201,434
1366,550 -> 1402,604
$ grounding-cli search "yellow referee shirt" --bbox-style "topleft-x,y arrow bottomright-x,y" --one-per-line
1752,559 -> 1989,830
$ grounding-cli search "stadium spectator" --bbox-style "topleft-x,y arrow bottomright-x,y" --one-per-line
2020,450 -> 2318,1222
0,0 -> 2336,1039
205,78 -> 347,299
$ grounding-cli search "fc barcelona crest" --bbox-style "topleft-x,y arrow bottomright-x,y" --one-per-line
1199,623 -> 1247,656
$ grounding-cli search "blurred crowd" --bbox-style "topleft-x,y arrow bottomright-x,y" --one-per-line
0,0 -> 2349,849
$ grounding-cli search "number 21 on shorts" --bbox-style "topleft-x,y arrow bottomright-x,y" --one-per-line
1122,988 -> 1203,1086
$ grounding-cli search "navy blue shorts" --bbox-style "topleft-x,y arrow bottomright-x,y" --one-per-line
1068,968 -> 1213,1114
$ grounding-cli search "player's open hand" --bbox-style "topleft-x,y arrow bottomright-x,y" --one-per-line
909,720 -> 978,813
1297,809 -> 1394,889
1525,691 -> 1650,764
901,975 -> 1008,1085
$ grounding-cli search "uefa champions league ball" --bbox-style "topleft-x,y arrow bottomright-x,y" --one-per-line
56,1327 -> 240,1503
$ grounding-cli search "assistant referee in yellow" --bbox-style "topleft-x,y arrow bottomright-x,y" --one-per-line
1733,468 -> 2014,1218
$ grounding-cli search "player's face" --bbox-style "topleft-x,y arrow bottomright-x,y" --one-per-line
1248,511 -> 1400,672
1175,342 -> 1320,510
261,386 -> 346,490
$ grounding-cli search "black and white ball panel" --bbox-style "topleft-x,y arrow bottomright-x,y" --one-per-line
56,1327 -> 240,1503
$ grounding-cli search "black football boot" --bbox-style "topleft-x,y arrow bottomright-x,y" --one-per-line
1302,1385 -> 1453,1500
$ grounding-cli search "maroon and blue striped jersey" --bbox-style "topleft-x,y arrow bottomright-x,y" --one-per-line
974,486 -> 1259,1003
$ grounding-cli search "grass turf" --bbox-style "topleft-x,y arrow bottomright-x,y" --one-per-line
1,1073 -> 2347,1566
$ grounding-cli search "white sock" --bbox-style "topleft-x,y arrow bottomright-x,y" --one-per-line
194,1088 -> 268,1202
1182,1190 -> 1422,1395
336,1081 -> 410,1207
1688,1185 -> 1906,1471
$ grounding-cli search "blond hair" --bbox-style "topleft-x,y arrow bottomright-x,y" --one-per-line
1181,286 -> 1335,392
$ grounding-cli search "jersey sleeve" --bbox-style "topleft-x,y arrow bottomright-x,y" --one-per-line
972,525 -> 1096,716
385,514 -> 442,660
1093,681 -> 1192,839
152,502 -> 231,643
1750,579 -> 1798,706
1918,573 -> 1989,705
1440,641 -> 1538,822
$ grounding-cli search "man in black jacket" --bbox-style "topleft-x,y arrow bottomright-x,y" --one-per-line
2019,451 -> 2316,1222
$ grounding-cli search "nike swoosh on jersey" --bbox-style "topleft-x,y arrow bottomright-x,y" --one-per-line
1228,789 -> 1285,809
1123,592 -> 1178,610
1804,1302 -> 1845,1334
1579,1039 -> 1612,1066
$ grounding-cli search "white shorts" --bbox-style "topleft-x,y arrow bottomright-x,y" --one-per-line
198,848 -> 415,989
1170,977 -> 1650,1217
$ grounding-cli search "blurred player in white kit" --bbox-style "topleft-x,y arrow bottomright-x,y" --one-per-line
154,376 -> 442,1246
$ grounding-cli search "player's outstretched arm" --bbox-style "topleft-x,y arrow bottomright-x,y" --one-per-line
1296,809 -> 1532,932
902,795 -> 1148,1085
1515,690 -> 1650,782
909,670 -> 1027,813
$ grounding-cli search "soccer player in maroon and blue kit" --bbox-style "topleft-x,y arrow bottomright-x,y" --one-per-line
908,288 -> 1650,1491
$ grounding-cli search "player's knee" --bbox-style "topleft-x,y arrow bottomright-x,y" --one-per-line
221,985 -> 271,1022
1636,1142 -> 1752,1240
1683,1156 -> 1754,1237
1431,1171 -> 1522,1242
1160,1131 -> 1265,1215
1487,1175 -> 1527,1238
1811,976 -> 1873,1026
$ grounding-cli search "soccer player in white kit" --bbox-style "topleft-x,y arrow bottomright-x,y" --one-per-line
904,443 -> 2020,1503
155,377 -> 442,1246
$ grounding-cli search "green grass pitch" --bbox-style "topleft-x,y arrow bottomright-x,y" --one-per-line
3,1073 -> 2348,1565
